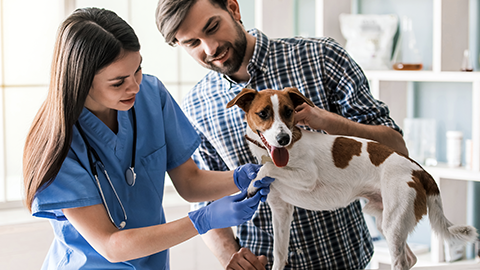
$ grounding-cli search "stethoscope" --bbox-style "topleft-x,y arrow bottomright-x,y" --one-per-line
75,107 -> 137,229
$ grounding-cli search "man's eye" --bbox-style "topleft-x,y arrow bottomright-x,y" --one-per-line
188,40 -> 200,48
207,22 -> 219,34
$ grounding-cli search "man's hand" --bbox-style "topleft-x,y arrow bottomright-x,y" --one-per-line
226,248 -> 267,270
294,102 -> 343,133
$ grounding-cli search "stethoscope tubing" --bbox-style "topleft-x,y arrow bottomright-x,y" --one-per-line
74,107 -> 137,229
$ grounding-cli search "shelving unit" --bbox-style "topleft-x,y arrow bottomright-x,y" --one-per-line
313,0 -> 480,268
366,70 -> 480,173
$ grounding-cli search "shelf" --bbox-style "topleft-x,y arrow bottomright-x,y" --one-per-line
425,163 -> 480,183
365,70 -> 480,83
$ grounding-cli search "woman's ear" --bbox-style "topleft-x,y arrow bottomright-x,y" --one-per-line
226,0 -> 242,22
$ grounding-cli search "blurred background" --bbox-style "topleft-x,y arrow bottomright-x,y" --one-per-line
0,0 -> 479,269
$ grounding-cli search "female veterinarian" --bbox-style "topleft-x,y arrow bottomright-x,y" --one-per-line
23,7 -> 273,270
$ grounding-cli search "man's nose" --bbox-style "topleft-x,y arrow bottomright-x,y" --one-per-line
203,38 -> 219,56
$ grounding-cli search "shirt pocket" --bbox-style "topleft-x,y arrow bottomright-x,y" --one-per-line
140,145 -> 168,199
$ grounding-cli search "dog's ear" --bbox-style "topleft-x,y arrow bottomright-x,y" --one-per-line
226,88 -> 258,112
284,87 -> 314,108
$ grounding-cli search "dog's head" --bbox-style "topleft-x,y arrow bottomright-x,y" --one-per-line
227,87 -> 314,167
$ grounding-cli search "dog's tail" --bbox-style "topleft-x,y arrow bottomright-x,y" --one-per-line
427,194 -> 478,245
413,170 -> 478,244
421,170 -> 478,245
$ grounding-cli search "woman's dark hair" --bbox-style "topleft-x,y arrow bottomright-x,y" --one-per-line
23,7 -> 140,211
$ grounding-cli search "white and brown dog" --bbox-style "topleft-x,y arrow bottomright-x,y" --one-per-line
227,87 -> 478,270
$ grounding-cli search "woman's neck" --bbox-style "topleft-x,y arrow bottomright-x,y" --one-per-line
88,108 -> 118,133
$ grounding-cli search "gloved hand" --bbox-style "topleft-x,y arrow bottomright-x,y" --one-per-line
188,186 -> 271,234
250,176 -> 274,202
233,163 -> 262,192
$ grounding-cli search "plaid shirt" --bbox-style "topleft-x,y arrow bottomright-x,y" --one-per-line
182,29 -> 401,270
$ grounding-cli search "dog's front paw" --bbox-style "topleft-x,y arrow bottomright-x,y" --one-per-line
247,182 -> 259,198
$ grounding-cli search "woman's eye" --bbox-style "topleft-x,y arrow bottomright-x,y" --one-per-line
113,80 -> 124,87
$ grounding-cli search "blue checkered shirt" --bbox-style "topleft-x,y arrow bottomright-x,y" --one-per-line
181,29 -> 401,270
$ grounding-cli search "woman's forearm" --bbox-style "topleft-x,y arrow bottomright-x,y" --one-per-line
64,205 -> 198,263
168,158 -> 239,203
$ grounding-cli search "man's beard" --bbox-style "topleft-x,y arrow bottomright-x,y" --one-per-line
203,22 -> 247,76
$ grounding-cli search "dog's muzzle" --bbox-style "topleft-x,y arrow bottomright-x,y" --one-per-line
257,131 -> 289,167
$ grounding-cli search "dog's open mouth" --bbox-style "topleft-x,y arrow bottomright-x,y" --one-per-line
258,131 -> 289,167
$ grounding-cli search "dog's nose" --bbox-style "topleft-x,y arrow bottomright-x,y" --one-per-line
276,133 -> 290,146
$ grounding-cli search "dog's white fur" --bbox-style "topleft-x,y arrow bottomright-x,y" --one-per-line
227,87 -> 478,270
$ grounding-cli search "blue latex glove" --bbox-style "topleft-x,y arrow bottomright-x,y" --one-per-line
251,176 -> 275,202
233,163 -> 262,192
189,189 -> 267,235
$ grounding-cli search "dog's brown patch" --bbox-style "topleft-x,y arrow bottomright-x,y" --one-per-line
367,141 -> 394,166
408,170 -> 440,222
332,137 -> 362,169
288,126 -> 302,149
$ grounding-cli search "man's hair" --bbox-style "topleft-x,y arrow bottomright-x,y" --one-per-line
155,0 -> 228,46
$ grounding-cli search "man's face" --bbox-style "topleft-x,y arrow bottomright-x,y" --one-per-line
175,0 -> 247,76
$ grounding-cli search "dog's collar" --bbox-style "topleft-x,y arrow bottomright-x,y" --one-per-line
245,135 -> 265,149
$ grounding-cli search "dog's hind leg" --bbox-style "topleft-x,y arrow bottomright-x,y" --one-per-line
268,194 -> 294,270
381,189 -> 418,269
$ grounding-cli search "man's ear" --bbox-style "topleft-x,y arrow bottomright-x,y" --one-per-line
226,88 -> 257,112
284,87 -> 315,108
226,0 -> 241,21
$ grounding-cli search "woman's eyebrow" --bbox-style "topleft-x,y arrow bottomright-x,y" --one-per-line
109,75 -> 129,81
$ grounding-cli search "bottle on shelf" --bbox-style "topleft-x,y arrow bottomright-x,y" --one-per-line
392,16 -> 423,71
461,49 -> 473,72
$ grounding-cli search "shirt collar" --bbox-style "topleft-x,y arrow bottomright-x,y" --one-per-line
248,28 -> 270,75
222,28 -> 270,88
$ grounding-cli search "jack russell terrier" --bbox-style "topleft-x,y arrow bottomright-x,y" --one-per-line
227,87 -> 478,270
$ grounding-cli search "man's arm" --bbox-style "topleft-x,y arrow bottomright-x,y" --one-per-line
201,228 -> 239,266
185,133 -> 267,269
202,228 -> 267,269
295,103 -> 408,156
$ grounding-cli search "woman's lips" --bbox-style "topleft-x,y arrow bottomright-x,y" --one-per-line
121,96 -> 136,105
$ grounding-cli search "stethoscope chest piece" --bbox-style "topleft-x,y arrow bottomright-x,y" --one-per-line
125,167 -> 136,186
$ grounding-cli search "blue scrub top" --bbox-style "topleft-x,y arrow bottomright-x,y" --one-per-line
32,74 -> 200,269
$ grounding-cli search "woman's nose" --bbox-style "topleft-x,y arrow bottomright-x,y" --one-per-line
127,76 -> 140,93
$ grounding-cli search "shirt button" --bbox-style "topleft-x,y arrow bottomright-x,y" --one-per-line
296,248 -> 303,255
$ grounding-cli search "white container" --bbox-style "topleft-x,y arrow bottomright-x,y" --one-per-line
446,131 -> 463,167
465,139 -> 473,170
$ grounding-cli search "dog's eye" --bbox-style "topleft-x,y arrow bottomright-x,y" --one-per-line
257,109 -> 269,120
284,107 -> 293,118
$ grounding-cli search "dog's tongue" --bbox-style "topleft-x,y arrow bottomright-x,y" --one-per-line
271,146 -> 289,167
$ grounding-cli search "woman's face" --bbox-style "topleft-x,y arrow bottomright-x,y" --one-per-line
85,50 -> 143,116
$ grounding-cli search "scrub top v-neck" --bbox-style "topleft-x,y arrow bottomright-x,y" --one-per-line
31,74 -> 200,270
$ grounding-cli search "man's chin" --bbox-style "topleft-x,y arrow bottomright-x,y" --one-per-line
206,62 -> 242,76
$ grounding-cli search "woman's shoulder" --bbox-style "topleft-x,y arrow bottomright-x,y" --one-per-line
140,74 -> 166,93
138,74 -> 171,104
